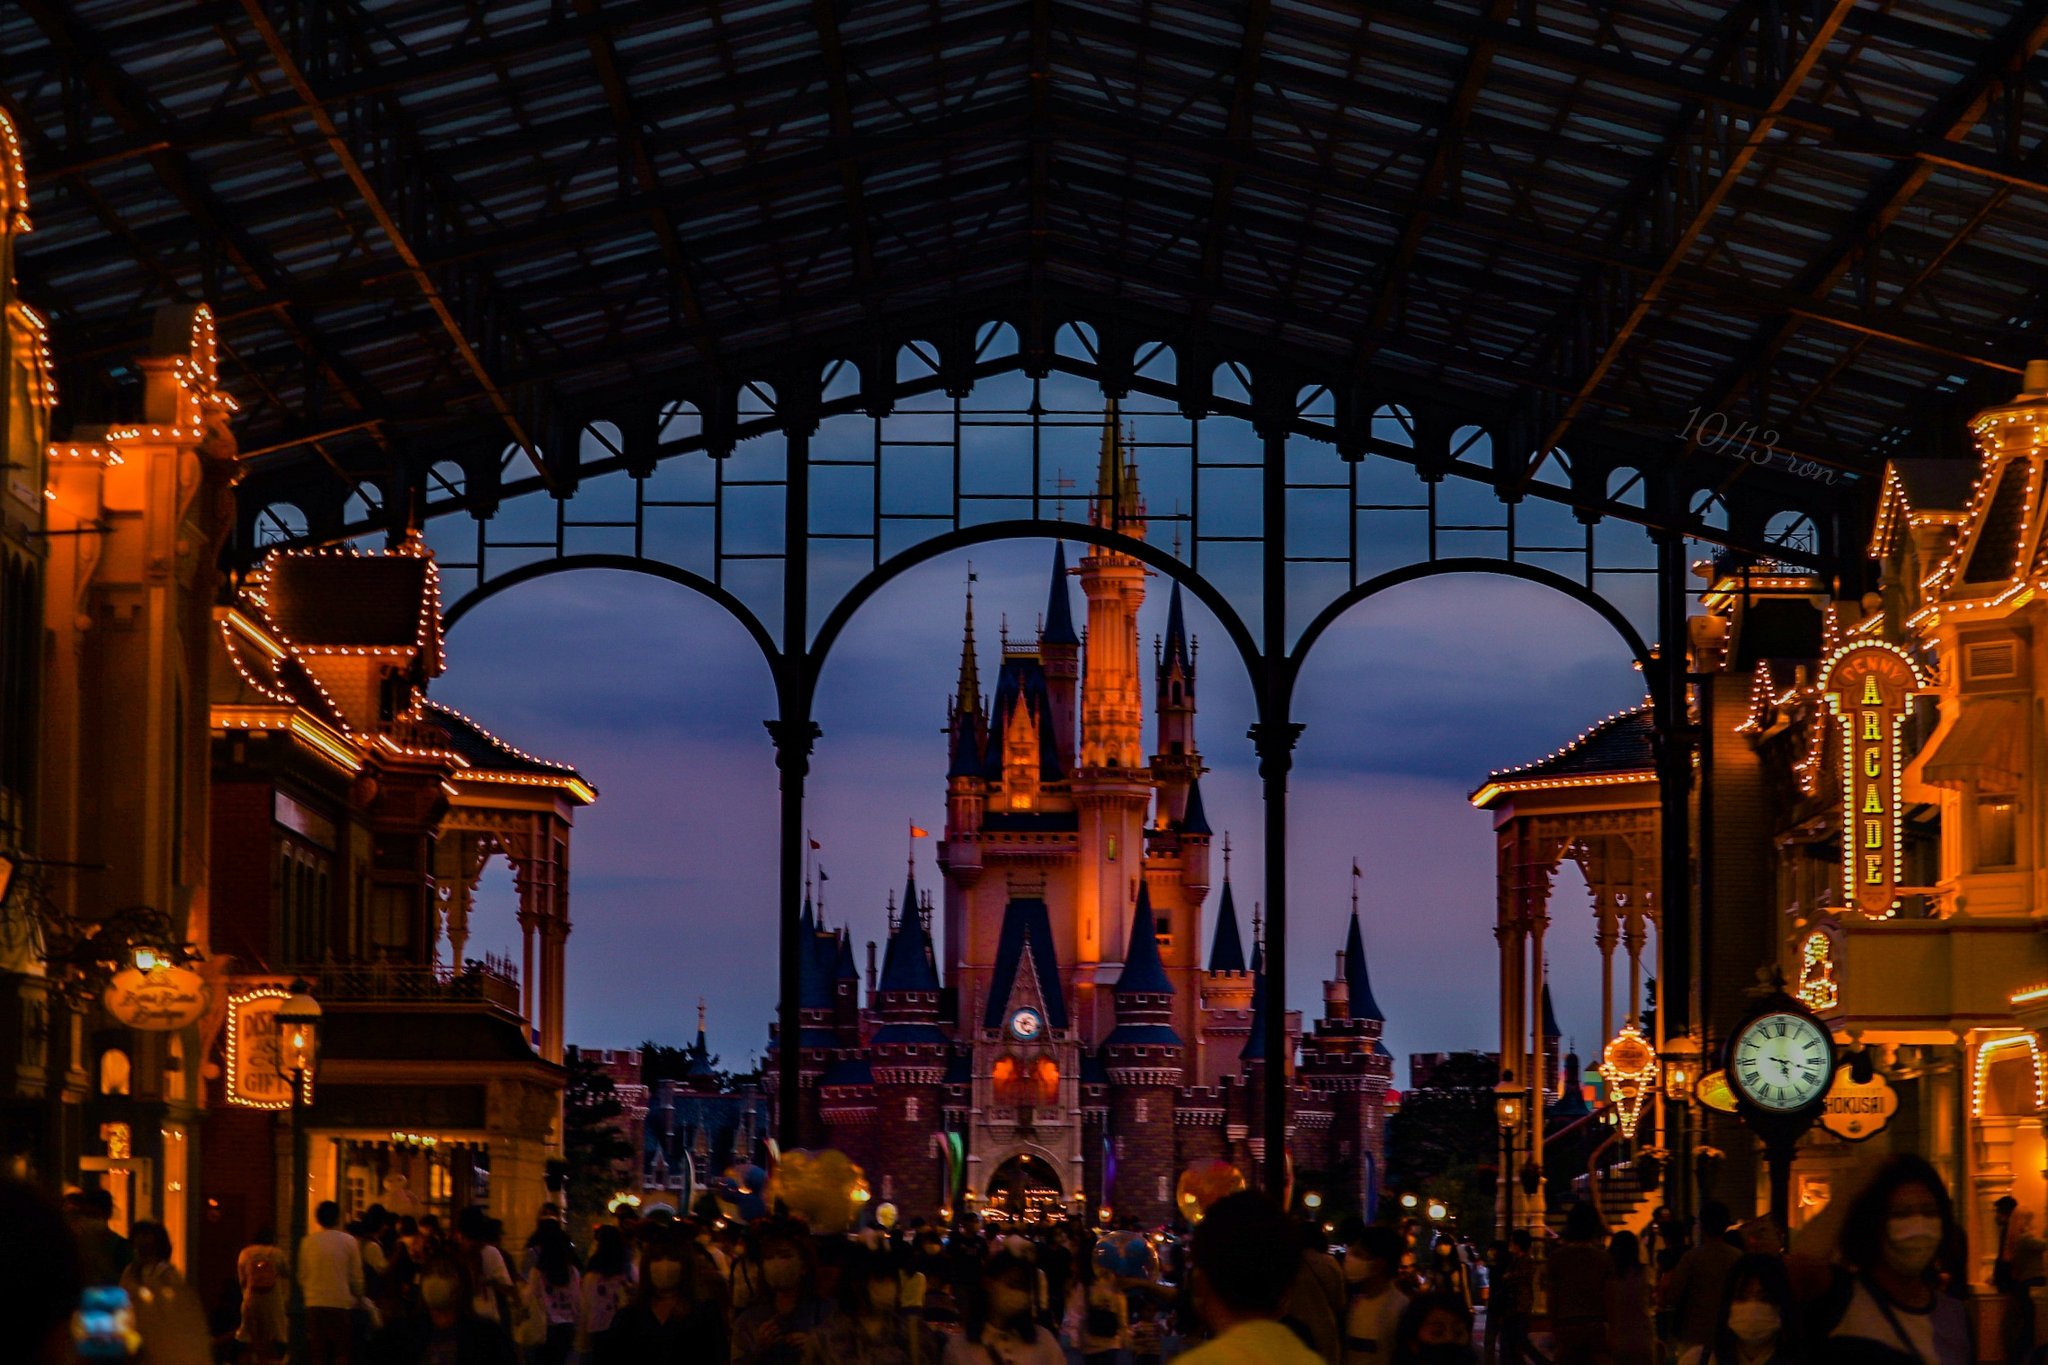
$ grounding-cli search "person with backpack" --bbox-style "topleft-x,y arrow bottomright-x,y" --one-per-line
237,1227 -> 290,1365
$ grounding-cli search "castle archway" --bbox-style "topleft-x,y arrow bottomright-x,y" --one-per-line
985,1151 -> 1066,1226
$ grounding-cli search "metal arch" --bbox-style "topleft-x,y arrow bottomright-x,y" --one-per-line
439,552 -> 783,682
801,517 -> 1264,711
1281,558 -> 1656,714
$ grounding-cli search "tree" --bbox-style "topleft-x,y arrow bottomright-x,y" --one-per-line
1385,1051 -> 1503,1236
563,1047 -> 637,1240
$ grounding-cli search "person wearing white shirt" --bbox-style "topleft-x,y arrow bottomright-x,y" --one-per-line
297,1201 -> 364,1365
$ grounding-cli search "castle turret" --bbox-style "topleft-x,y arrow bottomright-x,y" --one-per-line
1199,838 -> 1256,1086
947,585 -> 988,842
1071,403 -> 1152,994
1151,581 -> 1201,824
1104,885 -> 1182,1223
1041,543 -> 1079,764
869,865 -> 949,1211
1300,876 -> 1395,1214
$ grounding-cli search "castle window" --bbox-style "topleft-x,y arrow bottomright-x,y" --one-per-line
1135,1098 -> 1149,1122
905,1096 -> 919,1122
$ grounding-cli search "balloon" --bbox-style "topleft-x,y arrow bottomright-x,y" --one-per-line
1094,1229 -> 1156,1278
875,1201 -> 899,1230
768,1148 -> 866,1234
1174,1159 -> 1246,1224
713,1163 -> 769,1221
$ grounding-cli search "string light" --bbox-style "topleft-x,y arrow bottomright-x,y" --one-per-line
1818,639 -> 1926,919
1972,1034 -> 2045,1118
224,988 -> 313,1110
0,107 -> 29,235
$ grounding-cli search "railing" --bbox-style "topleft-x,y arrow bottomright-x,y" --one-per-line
308,961 -> 521,1012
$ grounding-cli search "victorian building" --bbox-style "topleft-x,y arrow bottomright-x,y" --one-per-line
779,410 -> 1394,1224
1480,363 -> 2048,1309
198,536 -> 592,1295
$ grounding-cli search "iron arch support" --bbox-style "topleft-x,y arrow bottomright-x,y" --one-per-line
440,552 -> 784,682
802,518 -> 1267,707
1281,557 -> 1655,711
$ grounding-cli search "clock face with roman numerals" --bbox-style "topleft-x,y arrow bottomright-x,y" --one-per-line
1731,1010 -> 1834,1113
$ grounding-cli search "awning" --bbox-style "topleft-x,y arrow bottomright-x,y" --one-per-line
1919,699 -> 2023,792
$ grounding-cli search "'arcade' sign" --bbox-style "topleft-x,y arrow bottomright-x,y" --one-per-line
1821,641 -> 1927,918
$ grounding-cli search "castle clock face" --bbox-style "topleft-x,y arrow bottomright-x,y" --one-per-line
1731,1011 -> 1833,1112
1008,1007 -> 1044,1042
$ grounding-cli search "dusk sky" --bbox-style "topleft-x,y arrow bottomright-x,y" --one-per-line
430,532 -> 1655,1090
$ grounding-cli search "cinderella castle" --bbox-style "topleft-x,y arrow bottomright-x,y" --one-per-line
775,407 -> 1392,1225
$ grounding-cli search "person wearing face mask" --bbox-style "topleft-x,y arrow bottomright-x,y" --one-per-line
579,1227 -> 635,1365
1676,1255 -> 1803,1365
1804,1155 -> 1969,1365
941,1251 -> 1064,1365
1391,1293 -> 1480,1365
604,1233 -> 729,1365
804,1246 -> 934,1364
369,1253 -> 518,1365
1342,1223 -> 1410,1365
733,1224 -> 834,1365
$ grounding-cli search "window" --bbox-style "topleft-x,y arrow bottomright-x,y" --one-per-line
1978,795 -> 2018,868
905,1096 -> 919,1122
276,838 -> 334,965
1135,1098 -> 1149,1122
99,1048 -> 131,1096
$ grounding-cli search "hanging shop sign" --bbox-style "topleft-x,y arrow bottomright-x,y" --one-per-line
1820,1065 -> 1898,1142
1694,1069 -> 1738,1113
224,989 -> 309,1109
1821,641 -> 1927,918
104,961 -> 210,1031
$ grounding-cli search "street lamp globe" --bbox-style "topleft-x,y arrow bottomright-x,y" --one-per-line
1494,1081 -> 1523,1131
276,982 -> 322,1084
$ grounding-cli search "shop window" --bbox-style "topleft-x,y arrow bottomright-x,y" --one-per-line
1979,795 -> 2018,869
98,1048 -> 131,1096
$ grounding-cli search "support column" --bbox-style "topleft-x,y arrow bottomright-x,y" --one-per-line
768,716 -> 820,1153
771,395 -> 818,1155
1250,718 -> 1302,1194
1651,531 -> 1696,1039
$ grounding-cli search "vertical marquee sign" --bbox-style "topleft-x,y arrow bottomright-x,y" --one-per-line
1821,641 -> 1927,918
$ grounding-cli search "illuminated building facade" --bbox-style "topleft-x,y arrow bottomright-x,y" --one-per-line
0,109 -> 237,1269
1495,365 -> 2048,1304
781,412 -> 1393,1224
199,537 -> 593,1295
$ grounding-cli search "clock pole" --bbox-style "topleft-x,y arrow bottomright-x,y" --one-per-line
1724,982 -> 1836,1242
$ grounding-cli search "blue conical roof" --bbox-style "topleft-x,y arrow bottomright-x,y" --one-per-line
1162,580 -> 1191,671
1180,774 -> 1212,836
1208,879 -> 1246,972
1240,956 -> 1269,1061
1043,543 -> 1078,647
1116,885 -> 1174,996
1343,911 -> 1384,1022
878,894 -> 942,994
834,928 -> 859,982
798,919 -> 835,1010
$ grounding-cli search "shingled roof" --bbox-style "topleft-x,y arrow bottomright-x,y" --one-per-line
1472,705 -> 1655,804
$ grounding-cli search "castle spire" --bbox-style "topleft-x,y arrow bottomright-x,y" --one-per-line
1163,579 -> 1191,673
956,567 -> 981,714
1343,905 -> 1384,1023
1208,836 -> 1247,972
1090,398 -> 1143,532
1240,943 -> 1270,1061
1043,543 -> 1078,646
1116,884 -> 1174,998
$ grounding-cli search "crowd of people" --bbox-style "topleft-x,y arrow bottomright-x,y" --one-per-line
0,1154 -> 2001,1365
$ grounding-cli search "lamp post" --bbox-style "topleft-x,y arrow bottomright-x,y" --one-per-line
1494,1074 -> 1525,1236
276,983 -> 322,1352
1662,1033 -> 1702,1223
